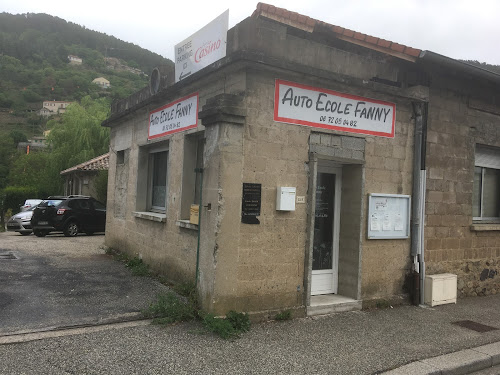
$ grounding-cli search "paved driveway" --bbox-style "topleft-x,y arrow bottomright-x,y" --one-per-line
0,231 -> 169,335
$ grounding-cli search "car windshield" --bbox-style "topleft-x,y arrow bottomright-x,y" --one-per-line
39,199 -> 64,208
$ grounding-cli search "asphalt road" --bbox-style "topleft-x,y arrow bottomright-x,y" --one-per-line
0,231 -> 169,335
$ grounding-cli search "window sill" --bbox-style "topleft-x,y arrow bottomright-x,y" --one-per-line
470,222 -> 500,231
132,211 -> 166,223
176,220 -> 198,231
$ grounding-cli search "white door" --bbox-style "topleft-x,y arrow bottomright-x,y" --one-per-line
311,164 -> 342,295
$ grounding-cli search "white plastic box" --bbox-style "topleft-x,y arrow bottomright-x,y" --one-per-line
276,187 -> 296,211
424,273 -> 457,307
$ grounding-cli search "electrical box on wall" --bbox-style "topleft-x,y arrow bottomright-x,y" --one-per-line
424,273 -> 457,307
276,187 -> 296,211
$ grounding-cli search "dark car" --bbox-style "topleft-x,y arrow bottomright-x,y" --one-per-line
31,195 -> 106,237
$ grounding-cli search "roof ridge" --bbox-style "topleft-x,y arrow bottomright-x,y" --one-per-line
60,152 -> 109,175
253,2 -> 421,62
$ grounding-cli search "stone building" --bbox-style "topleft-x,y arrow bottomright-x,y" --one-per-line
60,153 -> 109,198
102,3 -> 500,317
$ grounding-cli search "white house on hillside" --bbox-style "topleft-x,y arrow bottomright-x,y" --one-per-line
92,77 -> 111,89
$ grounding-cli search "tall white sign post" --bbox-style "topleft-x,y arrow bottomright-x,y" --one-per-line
175,10 -> 229,83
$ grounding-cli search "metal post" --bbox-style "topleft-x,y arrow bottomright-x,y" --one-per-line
195,167 -> 204,287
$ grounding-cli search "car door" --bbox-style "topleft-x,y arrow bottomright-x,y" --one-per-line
90,199 -> 107,232
75,199 -> 93,231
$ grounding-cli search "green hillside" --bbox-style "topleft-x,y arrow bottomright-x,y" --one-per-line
0,12 -> 172,125
0,12 -> 173,208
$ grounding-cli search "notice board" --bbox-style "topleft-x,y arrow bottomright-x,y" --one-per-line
367,193 -> 411,239
241,183 -> 261,224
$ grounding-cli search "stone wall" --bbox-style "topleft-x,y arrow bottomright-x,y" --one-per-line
425,74 -> 500,297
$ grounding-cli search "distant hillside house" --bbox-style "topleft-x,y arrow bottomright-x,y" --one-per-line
17,136 -> 48,153
104,57 -> 145,75
68,55 -> 82,64
92,77 -> 111,89
39,100 -> 72,117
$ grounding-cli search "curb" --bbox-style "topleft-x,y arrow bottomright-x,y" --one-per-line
0,319 -> 152,345
381,341 -> 500,374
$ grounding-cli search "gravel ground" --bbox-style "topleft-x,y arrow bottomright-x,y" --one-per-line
1,231 -> 500,374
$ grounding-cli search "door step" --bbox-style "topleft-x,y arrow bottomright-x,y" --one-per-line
307,294 -> 362,316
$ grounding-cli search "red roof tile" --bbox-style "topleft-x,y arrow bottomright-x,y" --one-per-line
354,32 -> 366,41
60,153 -> 109,175
390,42 -> 406,53
377,39 -> 391,48
253,2 -> 421,62
343,28 -> 355,38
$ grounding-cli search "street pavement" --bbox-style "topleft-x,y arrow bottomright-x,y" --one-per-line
1,231 -> 500,374
0,231 -> 169,335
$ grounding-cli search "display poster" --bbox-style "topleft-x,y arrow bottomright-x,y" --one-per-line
241,183 -> 261,224
175,10 -> 229,82
148,92 -> 199,140
367,194 -> 411,239
274,80 -> 396,138
313,172 -> 335,270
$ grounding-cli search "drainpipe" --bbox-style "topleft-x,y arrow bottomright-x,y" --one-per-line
195,167 -> 204,287
411,102 -> 428,305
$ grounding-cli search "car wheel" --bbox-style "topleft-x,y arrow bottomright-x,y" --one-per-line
34,229 -> 47,237
19,232 -> 31,236
64,221 -> 79,237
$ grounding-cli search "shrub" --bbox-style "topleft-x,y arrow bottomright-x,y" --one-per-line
3,186 -> 39,213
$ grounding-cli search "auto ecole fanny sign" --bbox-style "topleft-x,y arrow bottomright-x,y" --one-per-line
148,92 -> 199,140
274,80 -> 396,138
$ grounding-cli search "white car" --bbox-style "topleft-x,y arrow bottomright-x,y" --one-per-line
6,207 -> 36,235
20,199 -> 43,212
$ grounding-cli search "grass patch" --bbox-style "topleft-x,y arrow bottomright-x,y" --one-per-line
143,292 -> 197,325
125,256 -> 150,276
109,248 -> 252,339
104,247 -> 151,277
202,311 -> 250,339
275,310 -> 292,321
143,293 -> 251,340
375,299 -> 391,309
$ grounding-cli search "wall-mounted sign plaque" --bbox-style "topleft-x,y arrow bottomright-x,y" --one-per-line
274,79 -> 396,138
242,183 -> 261,224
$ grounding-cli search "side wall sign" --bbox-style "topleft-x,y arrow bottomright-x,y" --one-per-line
175,10 -> 229,82
274,80 -> 396,138
148,92 -> 199,140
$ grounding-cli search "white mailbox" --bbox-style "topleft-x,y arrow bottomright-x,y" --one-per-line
276,187 -> 296,211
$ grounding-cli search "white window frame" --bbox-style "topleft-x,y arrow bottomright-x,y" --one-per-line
180,132 -> 205,220
474,145 -> 500,222
148,148 -> 169,213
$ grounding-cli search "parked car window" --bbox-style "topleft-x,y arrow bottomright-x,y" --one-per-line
40,199 -> 64,208
93,200 -> 106,210
79,200 -> 91,210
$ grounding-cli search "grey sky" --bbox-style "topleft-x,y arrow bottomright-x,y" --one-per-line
2,0 -> 500,65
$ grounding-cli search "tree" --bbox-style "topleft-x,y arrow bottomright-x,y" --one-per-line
0,134 -> 19,190
9,130 -> 28,145
7,96 -> 111,196
6,152 -> 57,196
47,96 -> 110,169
